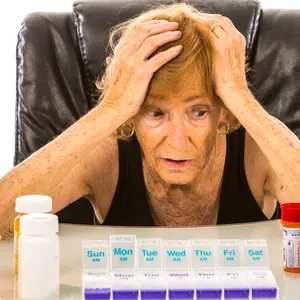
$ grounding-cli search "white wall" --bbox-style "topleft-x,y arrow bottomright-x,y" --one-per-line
0,0 -> 298,177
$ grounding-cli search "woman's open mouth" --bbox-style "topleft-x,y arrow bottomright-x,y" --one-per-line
162,158 -> 191,168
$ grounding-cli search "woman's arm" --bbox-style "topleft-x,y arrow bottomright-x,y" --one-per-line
195,14 -> 300,204
222,90 -> 300,204
0,103 -> 128,239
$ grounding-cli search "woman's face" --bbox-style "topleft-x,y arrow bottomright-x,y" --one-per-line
133,77 -> 227,185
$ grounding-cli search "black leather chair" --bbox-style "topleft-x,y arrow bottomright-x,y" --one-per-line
14,0 -> 300,224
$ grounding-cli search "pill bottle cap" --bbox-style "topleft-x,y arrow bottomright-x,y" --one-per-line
15,195 -> 52,213
20,213 -> 58,235
280,203 -> 300,223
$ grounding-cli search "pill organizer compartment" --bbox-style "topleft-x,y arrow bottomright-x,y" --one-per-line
247,270 -> 278,300
137,239 -> 167,300
82,271 -> 112,300
189,239 -> 222,300
110,235 -> 138,300
219,271 -> 250,300
163,240 -> 195,300
110,235 -> 137,271
193,271 -> 222,300
137,239 -> 163,271
217,240 -> 250,300
242,240 -> 278,299
138,271 -> 167,300
112,271 -> 139,300
82,240 -> 111,300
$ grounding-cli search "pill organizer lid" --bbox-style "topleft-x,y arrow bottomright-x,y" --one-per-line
193,271 -> 222,288
247,270 -> 278,287
82,272 -> 111,289
219,271 -> 250,288
217,239 -> 242,269
15,195 -> 52,213
110,235 -> 136,271
137,239 -> 163,271
162,240 -> 190,270
189,239 -> 217,270
166,271 -> 195,290
82,240 -> 109,271
112,272 -> 138,289
138,271 -> 167,289
20,213 -> 58,235
242,240 -> 270,268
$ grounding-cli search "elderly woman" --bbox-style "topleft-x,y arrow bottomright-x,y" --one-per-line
0,3 -> 299,239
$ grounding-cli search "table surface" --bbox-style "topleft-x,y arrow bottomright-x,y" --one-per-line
1,219 -> 300,300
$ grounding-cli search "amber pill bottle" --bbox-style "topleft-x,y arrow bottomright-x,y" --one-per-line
280,202 -> 300,273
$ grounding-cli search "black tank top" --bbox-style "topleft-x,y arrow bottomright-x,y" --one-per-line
97,127 -> 280,226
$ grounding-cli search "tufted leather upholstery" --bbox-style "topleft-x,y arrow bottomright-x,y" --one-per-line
14,0 -> 298,224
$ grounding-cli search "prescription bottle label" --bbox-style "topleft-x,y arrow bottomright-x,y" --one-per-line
283,227 -> 300,268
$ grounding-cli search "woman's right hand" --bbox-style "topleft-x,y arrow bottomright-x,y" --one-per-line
102,20 -> 183,117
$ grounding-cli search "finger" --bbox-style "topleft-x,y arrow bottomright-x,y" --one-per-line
197,18 -> 227,40
210,23 -> 227,40
211,16 -> 246,46
196,14 -> 232,34
147,45 -> 183,73
137,30 -> 182,60
115,20 -> 165,53
130,21 -> 180,53
196,23 -> 220,44
121,20 -> 171,48
201,13 -> 235,29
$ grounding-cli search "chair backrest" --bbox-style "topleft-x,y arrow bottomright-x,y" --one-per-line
15,0 -> 299,224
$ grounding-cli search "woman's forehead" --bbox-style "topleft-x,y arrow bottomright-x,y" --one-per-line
146,85 -> 213,104
146,68 -> 215,104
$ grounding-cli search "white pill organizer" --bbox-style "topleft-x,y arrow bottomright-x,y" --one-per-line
82,237 -> 279,300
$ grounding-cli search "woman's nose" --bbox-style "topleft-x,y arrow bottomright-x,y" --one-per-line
165,119 -> 189,147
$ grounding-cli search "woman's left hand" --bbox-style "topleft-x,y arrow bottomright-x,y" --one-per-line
195,14 -> 249,102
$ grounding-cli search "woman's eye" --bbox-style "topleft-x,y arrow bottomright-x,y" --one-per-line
193,110 -> 207,118
147,110 -> 164,118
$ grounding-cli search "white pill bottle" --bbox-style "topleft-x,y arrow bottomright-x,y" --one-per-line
18,213 -> 60,300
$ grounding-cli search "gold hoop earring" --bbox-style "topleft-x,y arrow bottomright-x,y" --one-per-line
217,120 -> 230,135
120,123 -> 135,138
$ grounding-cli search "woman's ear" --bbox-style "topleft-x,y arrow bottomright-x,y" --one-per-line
219,106 -> 228,123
